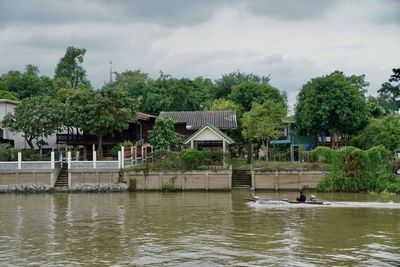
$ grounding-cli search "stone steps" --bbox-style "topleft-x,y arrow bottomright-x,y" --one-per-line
55,166 -> 68,188
232,169 -> 252,188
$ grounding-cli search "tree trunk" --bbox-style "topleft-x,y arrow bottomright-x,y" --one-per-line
265,139 -> 269,162
26,138 -> 35,150
247,138 -> 253,164
98,136 -> 103,160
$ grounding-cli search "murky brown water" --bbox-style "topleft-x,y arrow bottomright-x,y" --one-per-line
0,191 -> 399,266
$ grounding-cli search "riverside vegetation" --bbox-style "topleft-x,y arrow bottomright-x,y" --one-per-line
1,46 -> 400,193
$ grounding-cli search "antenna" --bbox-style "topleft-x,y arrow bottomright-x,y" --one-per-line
109,60 -> 113,83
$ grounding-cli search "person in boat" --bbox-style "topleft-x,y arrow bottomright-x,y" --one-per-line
309,195 -> 316,202
296,191 -> 306,202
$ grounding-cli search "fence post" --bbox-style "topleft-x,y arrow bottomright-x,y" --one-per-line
118,151 -> 121,169
121,146 -> 125,169
18,152 -> 22,170
93,152 -> 97,169
51,151 -> 55,170
68,151 -> 71,169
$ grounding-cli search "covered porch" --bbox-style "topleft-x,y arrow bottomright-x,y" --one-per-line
183,124 -> 235,167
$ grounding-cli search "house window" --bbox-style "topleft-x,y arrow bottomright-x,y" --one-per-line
0,128 -> 3,139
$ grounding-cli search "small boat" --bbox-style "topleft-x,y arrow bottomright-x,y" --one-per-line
288,201 -> 328,205
245,197 -> 330,205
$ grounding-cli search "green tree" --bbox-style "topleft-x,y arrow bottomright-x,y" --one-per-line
2,96 -> 64,149
377,68 -> 400,113
67,86 -> 136,158
229,80 -> 285,112
207,98 -> 241,113
215,70 -> 270,98
0,90 -> 18,100
54,46 -> 90,89
148,117 -> 182,150
113,69 -> 150,99
350,115 -> 400,151
366,96 -> 385,118
242,101 -> 287,162
295,71 -> 369,148
142,73 -> 210,114
0,65 -> 53,99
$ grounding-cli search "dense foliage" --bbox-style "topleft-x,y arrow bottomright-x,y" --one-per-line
350,115 -> 400,151
2,96 -> 64,149
295,71 -> 369,147
312,146 -> 400,193
377,68 -> 400,113
148,118 -> 182,150
242,101 -> 287,162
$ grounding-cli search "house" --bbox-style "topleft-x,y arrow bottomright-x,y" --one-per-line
0,99 -> 59,149
159,111 -> 237,153
56,112 -> 156,159
270,120 -> 315,161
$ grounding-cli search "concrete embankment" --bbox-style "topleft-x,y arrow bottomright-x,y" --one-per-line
252,169 -> 327,191
123,170 -> 232,191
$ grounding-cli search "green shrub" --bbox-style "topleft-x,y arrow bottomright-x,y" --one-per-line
110,141 -> 134,157
180,149 -> 208,170
162,176 -> 181,192
128,178 -> 137,191
314,146 -> 400,193
0,144 -> 13,161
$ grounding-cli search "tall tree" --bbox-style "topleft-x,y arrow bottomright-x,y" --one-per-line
295,71 -> 369,148
2,96 -> 64,149
215,70 -> 270,98
54,46 -> 90,89
377,68 -> 400,113
67,86 -> 136,158
113,69 -> 150,99
0,65 -> 53,99
242,101 -> 287,162
229,80 -> 285,112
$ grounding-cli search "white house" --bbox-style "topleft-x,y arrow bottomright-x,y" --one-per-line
0,99 -> 59,149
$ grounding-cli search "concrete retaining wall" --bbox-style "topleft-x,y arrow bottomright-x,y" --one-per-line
0,168 -> 60,187
252,170 -> 327,190
69,169 -> 120,186
124,171 -> 232,191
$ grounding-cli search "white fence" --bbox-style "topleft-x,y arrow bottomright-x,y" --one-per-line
0,147 -> 136,171
0,152 -> 61,170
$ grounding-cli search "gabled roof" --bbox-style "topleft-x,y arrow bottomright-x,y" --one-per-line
183,124 -> 235,145
159,111 -> 237,130
0,99 -> 18,105
135,112 -> 156,121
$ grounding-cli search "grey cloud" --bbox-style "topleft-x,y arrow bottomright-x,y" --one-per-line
243,0 -> 340,21
370,0 -> 400,25
0,0 -> 225,27
257,54 -> 283,65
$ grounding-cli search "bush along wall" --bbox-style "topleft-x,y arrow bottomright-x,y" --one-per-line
311,146 -> 400,193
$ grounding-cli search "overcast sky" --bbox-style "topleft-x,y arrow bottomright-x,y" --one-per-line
0,0 -> 399,109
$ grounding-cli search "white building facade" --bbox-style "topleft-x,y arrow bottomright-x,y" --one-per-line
0,99 -> 59,149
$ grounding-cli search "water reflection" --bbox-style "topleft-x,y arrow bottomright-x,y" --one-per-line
0,192 -> 399,266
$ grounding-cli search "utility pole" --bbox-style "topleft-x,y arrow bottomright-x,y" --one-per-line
109,60 -> 113,84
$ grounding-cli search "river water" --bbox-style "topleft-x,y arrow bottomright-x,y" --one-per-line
0,191 -> 399,266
